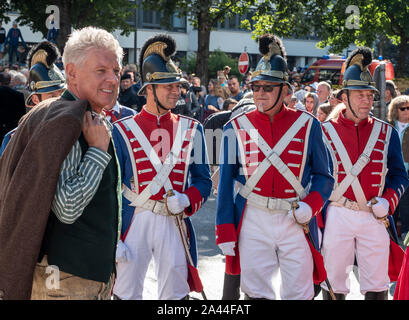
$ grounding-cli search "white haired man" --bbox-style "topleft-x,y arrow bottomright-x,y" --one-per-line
0,27 -> 123,300
316,81 -> 332,105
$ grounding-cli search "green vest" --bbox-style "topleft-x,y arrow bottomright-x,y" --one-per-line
41,91 -> 119,283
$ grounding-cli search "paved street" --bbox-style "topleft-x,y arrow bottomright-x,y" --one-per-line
140,192 -> 396,300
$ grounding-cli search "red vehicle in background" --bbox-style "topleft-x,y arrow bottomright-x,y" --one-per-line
301,55 -> 394,86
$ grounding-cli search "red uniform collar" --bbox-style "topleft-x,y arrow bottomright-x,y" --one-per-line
337,109 -> 372,128
253,104 -> 289,122
139,106 -> 173,124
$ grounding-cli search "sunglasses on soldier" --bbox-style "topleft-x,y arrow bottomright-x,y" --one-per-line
251,84 -> 282,92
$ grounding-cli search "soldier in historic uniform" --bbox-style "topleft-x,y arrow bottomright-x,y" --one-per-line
320,47 -> 409,300
112,34 -> 212,300
103,100 -> 136,124
0,41 -> 66,155
215,34 -> 334,300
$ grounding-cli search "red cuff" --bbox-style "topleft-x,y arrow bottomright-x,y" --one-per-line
382,188 -> 400,215
184,186 -> 203,216
302,191 -> 324,217
215,223 -> 237,245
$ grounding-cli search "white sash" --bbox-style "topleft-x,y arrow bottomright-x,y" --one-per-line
116,117 -> 191,207
323,120 -> 383,210
234,112 -> 312,200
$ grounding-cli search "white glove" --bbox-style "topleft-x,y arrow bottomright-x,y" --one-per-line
165,190 -> 190,215
289,201 -> 312,224
116,240 -> 131,263
368,197 -> 389,218
218,241 -> 236,256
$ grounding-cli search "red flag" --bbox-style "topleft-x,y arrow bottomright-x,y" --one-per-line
305,234 -> 328,284
394,247 -> 409,300
389,239 -> 405,282
187,264 -> 204,293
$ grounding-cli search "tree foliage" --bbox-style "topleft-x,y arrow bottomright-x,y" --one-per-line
241,0 -> 312,40
11,0 -> 135,35
9,0 -> 135,53
141,0 -> 257,84
248,0 -> 409,76
0,2 -> 11,24
181,49 -> 241,80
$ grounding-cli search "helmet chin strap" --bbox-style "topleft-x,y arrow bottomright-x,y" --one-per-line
152,84 -> 170,114
263,83 -> 284,113
346,90 -> 359,119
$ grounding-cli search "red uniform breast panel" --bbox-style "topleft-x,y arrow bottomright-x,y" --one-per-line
323,111 -> 389,203
233,107 -> 309,199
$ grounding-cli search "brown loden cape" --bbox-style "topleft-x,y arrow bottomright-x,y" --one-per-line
0,96 -> 88,299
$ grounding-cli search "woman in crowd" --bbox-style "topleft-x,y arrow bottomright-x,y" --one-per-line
303,91 -> 319,116
200,78 -> 224,122
204,79 -> 223,111
316,102 -> 332,122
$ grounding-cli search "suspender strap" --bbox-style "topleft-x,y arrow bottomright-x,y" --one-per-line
324,120 -> 382,210
149,117 -> 190,195
236,112 -> 311,199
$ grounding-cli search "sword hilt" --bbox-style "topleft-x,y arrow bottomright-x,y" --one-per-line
292,201 -> 310,233
370,198 -> 389,228
164,189 -> 184,217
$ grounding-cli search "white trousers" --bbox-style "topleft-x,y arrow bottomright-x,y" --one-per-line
238,204 -> 314,300
113,210 -> 189,300
321,205 -> 390,295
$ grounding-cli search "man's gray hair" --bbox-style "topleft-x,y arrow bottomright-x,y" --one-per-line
62,27 -> 123,68
12,72 -> 27,86
317,81 -> 331,92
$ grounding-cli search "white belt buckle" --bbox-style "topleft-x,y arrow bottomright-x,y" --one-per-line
152,201 -> 160,213
267,198 -> 277,210
343,198 -> 360,211
152,200 -> 167,215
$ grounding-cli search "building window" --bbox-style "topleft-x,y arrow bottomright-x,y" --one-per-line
140,9 -> 162,29
217,12 -> 255,31
134,3 -> 186,32
172,14 -> 186,32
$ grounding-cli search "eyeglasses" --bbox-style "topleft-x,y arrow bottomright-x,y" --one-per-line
399,107 -> 409,111
251,84 -> 282,92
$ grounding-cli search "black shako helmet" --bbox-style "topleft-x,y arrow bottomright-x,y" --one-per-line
342,46 -> 378,92
250,34 -> 290,112
250,34 -> 290,85
138,33 -> 185,97
25,41 -> 65,107
341,47 -> 378,119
